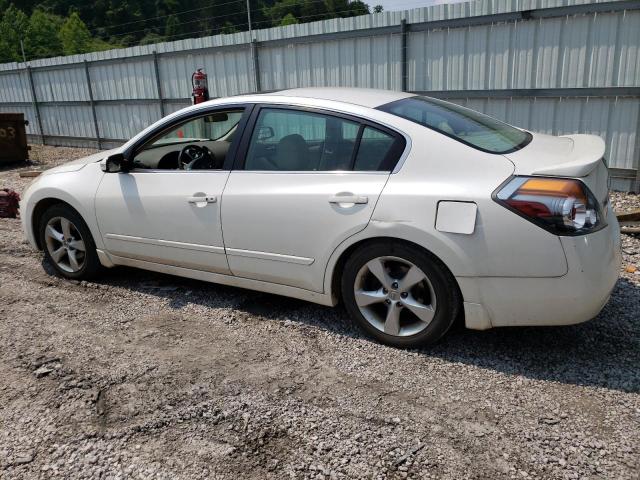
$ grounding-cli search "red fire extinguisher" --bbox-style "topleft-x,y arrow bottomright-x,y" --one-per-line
191,68 -> 209,104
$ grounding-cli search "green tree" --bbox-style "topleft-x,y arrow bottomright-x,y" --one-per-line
139,32 -> 165,45
116,34 -> 136,48
90,37 -> 117,52
265,0 -> 371,27
332,0 -> 370,18
164,14 -> 179,38
265,0 -> 310,25
221,21 -> 238,34
59,12 -> 92,55
0,42 -> 15,64
25,10 -> 64,59
1,0 -> 379,61
279,13 -> 298,26
373,5 -> 383,13
0,5 -> 29,62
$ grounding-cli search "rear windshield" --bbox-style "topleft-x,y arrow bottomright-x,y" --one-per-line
377,96 -> 531,153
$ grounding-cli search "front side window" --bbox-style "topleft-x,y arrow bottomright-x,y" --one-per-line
244,108 -> 360,171
132,109 -> 244,170
378,96 -> 531,154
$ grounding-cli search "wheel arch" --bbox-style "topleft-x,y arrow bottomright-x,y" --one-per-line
327,235 -> 463,310
31,198 -> 87,250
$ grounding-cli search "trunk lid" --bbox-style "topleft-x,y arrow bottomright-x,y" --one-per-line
504,133 -> 609,205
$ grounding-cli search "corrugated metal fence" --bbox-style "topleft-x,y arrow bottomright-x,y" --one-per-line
0,0 -> 638,190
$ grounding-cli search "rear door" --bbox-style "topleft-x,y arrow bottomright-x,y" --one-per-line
221,105 -> 406,292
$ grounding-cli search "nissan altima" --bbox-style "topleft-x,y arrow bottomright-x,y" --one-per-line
20,88 -> 621,347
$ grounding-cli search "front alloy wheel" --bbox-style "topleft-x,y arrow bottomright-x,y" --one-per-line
39,204 -> 101,280
44,216 -> 87,273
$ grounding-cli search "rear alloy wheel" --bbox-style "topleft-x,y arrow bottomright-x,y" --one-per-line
342,242 -> 459,347
39,204 -> 102,280
355,256 -> 437,337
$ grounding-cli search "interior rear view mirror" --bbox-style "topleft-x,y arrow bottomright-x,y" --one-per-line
257,126 -> 274,141
100,153 -> 126,173
204,112 -> 229,123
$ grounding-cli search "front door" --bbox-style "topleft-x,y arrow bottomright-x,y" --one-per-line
95,107 -> 247,274
221,105 -> 406,292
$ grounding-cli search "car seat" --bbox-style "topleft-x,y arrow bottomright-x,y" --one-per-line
275,134 -> 309,170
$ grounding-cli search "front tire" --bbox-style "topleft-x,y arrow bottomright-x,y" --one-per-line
38,204 -> 102,280
341,241 -> 460,348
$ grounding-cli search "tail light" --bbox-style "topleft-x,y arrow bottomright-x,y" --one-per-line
494,176 -> 605,235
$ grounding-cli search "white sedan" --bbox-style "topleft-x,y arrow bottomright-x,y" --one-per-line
20,88 -> 621,347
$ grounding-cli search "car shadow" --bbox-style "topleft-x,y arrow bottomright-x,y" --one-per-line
429,278 -> 639,394
66,263 -> 640,393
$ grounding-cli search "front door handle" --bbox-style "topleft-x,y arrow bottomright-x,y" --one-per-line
328,194 -> 369,205
187,195 -> 217,204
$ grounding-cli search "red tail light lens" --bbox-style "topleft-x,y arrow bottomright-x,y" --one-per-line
494,176 -> 604,235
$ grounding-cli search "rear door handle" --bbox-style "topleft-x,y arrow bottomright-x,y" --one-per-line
187,195 -> 217,204
328,195 -> 369,205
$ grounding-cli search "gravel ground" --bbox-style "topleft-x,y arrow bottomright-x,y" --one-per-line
1,147 -> 639,480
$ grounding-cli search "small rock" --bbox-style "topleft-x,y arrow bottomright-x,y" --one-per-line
539,416 -> 561,425
13,452 -> 35,466
34,366 -> 54,378
33,357 -> 60,369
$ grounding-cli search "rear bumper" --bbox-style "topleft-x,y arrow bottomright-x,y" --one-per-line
459,213 -> 622,329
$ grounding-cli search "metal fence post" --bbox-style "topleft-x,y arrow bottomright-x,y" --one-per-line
633,104 -> 640,192
153,51 -> 165,117
25,66 -> 44,144
400,19 -> 408,92
83,60 -> 101,150
251,39 -> 261,93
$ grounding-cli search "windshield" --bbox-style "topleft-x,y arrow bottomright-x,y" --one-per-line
377,96 -> 531,153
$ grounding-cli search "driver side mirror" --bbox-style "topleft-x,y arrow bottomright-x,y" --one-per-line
257,126 -> 274,141
100,153 -> 127,173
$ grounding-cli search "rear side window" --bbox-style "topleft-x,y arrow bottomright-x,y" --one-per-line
243,107 -> 406,172
378,96 -> 531,154
354,127 -> 396,171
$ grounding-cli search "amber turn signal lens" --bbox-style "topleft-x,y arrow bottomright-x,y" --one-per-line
515,178 -> 586,201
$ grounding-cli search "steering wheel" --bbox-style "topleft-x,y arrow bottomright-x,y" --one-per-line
178,145 -> 216,170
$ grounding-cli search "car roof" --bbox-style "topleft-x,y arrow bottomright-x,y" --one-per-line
260,87 -> 415,109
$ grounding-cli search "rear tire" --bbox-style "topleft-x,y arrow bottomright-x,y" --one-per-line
38,204 -> 102,280
341,241 -> 460,348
